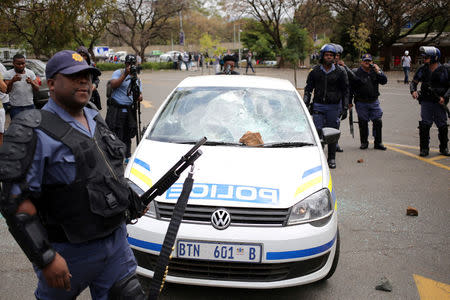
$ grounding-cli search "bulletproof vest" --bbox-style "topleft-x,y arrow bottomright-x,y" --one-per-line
416,64 -> 449,103
310,65 -> 344,104
35,110 -> 131,243
353,68 -> 380,102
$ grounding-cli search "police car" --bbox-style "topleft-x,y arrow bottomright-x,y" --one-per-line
125,75 -> 340,289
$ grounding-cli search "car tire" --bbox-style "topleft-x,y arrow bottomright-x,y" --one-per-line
320,227 -> 340,281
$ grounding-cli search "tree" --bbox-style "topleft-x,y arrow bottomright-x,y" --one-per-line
107,0 -> 187,60
240,19 -> 276,60
324,0 -> 450,69
293,0 -> 333,41
224,0 -> 295,66
348,23 -> 370,58
282,22 -> 311,87
73,0 -> 114,61
1,0 -> 81,58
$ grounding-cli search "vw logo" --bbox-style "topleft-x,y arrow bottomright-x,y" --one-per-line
211,208 -> 231,230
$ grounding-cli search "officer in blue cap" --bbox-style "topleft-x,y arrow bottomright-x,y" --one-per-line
304,44 -> 349,169
350,53 -> 388,150
0,50 -> 146,299
410,46 -> 450,156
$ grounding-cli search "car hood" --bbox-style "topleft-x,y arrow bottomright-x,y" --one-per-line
125,140 -> 329,209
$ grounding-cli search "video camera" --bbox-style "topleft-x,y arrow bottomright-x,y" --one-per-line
224,64 -> 232,75
125,54 -> 138,77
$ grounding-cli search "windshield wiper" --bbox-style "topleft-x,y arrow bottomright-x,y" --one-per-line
204,141 -> 243,146
262,142 -> 314,148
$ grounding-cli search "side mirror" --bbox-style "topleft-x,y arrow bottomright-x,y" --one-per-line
321,127 -> 341,145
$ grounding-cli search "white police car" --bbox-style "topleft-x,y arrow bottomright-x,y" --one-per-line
125,75 -> 340,289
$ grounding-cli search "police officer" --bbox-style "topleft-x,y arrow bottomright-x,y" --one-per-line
0,50 -> 145,299
216,54 -> 240,75
350,54 -> 388,150
106,54 -> 143,162
304,44 -> 349,169
330,43 -> 352,152
410,46 -> 450,156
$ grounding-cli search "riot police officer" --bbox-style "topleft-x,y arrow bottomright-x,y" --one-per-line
330,43 -> 353,152
304,44 -> 349,169
351,54 -> 388,150
410,46 -> 450,156
0,50 -> 145,299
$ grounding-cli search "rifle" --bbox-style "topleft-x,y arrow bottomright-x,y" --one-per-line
139,137 -> 207,206
138,137 -> 207,300
422,86 -> 450,119
349,107 -> 354,138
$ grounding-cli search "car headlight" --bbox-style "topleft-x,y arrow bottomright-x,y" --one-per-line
287,188 -> 333,225
127,179 -> 156,218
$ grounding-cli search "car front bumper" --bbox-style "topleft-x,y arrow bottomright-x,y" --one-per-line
127,211 -> 338,289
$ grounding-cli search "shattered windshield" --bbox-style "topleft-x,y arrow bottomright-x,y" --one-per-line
148,86 -> 316,146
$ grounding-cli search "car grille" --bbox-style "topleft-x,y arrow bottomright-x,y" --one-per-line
133,249 -> 329,282
154,202 -> 290,226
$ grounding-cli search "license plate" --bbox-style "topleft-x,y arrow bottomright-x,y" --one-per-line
177,240 -> 262,263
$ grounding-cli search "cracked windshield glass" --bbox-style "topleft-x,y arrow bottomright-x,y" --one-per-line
148,86 -> 316,145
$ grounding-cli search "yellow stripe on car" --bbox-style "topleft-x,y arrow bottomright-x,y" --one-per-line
131,167 -> 153,187
294,176 -> 322,197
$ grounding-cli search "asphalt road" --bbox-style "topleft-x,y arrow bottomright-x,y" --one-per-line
0,66 -> 449,299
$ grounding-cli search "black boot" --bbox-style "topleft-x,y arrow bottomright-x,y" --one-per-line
328,143 -> 337,169
419,121 -> 431,157
438,125 -> 450,156
336,144 -> 344,152
373,119 -> 386,150
359,120 -> 369,149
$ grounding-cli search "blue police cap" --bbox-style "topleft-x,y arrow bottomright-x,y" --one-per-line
46,50 -> 101,79
362,53 -> 373,61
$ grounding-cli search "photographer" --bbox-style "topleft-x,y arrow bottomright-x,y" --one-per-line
350,53 -> 388,150
216,54 -> 240,75
106,54 -> 143,162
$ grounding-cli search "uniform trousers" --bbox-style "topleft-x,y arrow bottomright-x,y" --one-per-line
34,223 -> 137,300
420,101 -> 447,128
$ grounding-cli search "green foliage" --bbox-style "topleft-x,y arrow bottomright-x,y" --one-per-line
283,22 -> 312,65
348,23 -> 370,58
241,20 -> 276,60
96,62 -> 172,71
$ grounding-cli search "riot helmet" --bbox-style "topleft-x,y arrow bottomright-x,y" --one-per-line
330,43 -> 343,55
319,44 -> 337,64
419,46 -> 441,63
125,54 -> 137,65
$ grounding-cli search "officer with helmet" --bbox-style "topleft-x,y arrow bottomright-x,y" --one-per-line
106,54 -> 143,162
410,46 -> 450,156
330,43 -> 354,152
0,50 -> 146,299
304,43 -> 349,169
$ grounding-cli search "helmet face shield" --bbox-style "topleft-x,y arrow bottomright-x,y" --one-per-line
419,46 -> 441,62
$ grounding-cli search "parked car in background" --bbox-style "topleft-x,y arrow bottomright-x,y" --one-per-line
125,75 -> 340,289
160,51 -> 183,62
2,59 -> 49,108
115,51 -> 127,62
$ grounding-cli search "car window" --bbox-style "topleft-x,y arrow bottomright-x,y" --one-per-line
148,86 -> 316,145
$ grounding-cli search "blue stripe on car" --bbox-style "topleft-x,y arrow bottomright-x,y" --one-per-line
128,237 -> 161,251
129,235 -> 336,261
134,158 -> 151,171
266,235 -> 336,260
302,165 -> 322,179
